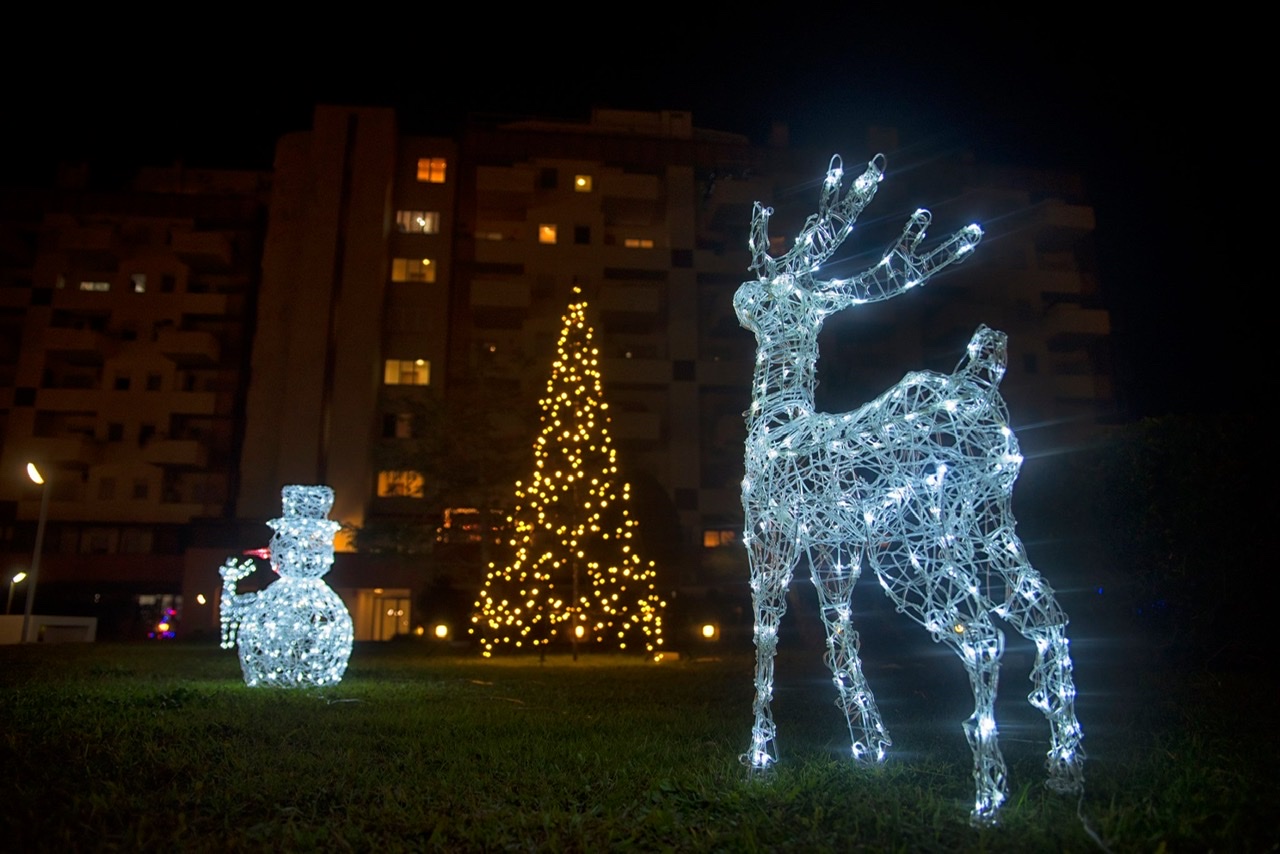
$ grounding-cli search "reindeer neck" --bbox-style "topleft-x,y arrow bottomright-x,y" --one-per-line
746,325 -> 820,432
736,277 -> 828,434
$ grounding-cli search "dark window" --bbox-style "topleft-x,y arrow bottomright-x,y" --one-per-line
671,249 -> 693,268
107,423 -> 124,441
146,373 -> 162,391
14,387 -> 35,406
604,267 -> 667,281
473,262 -> 525,276
574,225 -> 591,245
161,274 -> 176,293
673,360 -> 695,382
31,288 -> 52,306
538,167 -> 557,189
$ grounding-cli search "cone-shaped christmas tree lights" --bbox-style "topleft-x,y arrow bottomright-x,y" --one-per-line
471,289 -> 665,657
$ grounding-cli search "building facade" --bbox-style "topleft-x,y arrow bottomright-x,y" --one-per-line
0,167 -> 268,637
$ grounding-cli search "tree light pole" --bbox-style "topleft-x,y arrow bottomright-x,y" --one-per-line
22,463 -> 49,643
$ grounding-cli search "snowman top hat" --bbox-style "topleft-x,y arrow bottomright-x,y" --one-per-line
278,485 -> 334,519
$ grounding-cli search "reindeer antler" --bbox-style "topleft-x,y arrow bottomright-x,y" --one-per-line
750,154 -> 886,280
845,211 -> 983,303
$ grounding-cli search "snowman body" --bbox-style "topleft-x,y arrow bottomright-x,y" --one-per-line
220,486 -> 353,687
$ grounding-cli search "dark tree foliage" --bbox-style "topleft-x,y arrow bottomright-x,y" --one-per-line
1084,413 -> 1270,669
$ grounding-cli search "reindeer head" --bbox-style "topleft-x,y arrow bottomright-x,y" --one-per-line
735,154 -> 981,340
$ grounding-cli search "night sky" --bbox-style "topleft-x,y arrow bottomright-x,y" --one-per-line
4,16 -> 1249,419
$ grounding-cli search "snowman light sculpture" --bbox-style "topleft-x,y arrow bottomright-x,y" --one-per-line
219,485 -> 354,687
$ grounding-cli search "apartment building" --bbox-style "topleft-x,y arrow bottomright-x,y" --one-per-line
0,167 -> 268,637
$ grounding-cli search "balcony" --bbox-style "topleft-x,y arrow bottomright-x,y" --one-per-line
1049,373 -> 1105,403
156,329 -> 220,365
171,230 -> 234,270
1044,304 -> 1110,348
602,358 -> 669,385
599,285 -> 661,320
57,224 -> 117,263
42,327 -> 109,360
471,280 -> 530,310
22,435 -> 99,467
141,438 -> 209,468
609,410 -> 661,441
1032,200 -> 1096,234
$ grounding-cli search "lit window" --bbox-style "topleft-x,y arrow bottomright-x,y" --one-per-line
703,529 -> 738,548
396,210 -> 440,234
439,507 -> 505,543
417,158 -> 447,183
131,273 -> 147,293
538,224 -> 557,244
624,238 -> 654,249
378,470 -> 425,498
574,175 -> 593,192
391,258 -> 436,283
79,281 -> 110,292
476,231 -> 504,241
383,359 -> 430,386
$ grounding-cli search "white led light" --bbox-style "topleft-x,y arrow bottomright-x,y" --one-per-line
219,485 -> 353,688
733,154 -> 1083,825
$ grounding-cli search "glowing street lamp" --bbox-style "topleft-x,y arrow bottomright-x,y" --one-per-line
22,463 -> 50,643
7,571 -> 27,615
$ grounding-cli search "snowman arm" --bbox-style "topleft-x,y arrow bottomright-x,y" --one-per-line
218,558 -> 259,648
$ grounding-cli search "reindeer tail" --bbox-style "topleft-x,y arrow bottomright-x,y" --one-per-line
954,325 -> 1008,390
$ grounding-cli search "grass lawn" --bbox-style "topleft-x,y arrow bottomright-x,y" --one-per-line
1,639 -> 1275,852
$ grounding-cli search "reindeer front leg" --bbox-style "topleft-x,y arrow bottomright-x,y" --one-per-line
808,541 -> 890,763
741,510 -> 799,771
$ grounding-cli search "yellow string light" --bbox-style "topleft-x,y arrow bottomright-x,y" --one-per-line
472,295 -> 665,657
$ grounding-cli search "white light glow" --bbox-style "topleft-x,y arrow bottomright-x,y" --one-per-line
219,485 -> 353,688
734,154 -> 1084,825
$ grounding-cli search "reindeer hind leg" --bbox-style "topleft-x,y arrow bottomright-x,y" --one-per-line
945,615 -> 1009,825
995,532 -> 1085,795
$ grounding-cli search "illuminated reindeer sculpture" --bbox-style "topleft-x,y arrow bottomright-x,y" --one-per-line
734,155 -> 1084,824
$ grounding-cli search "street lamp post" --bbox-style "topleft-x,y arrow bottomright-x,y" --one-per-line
22,463 -> 49,643
7,572 -> 27,615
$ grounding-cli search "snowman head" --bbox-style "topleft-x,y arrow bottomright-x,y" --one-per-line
267,485 -> 340,578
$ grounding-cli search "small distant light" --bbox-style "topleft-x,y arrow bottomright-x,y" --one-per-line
701,623 -> 718,640
196,593 -> 207,605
